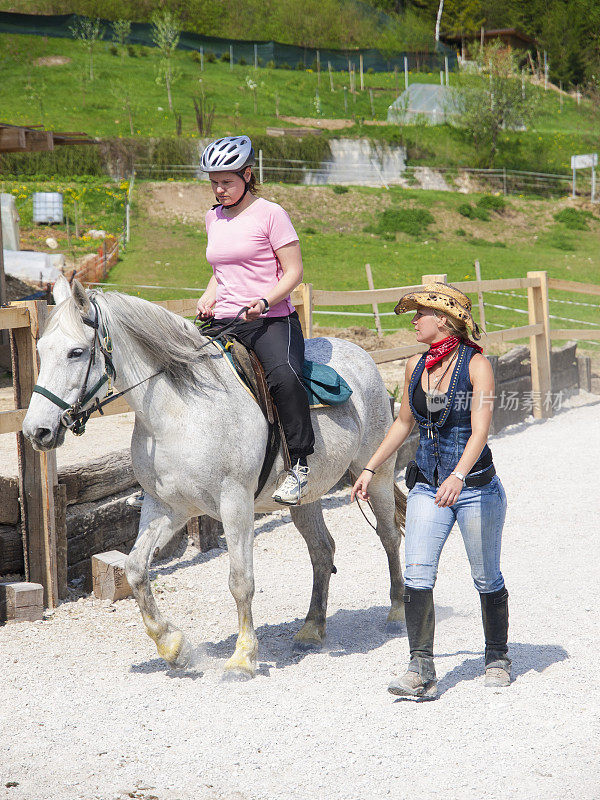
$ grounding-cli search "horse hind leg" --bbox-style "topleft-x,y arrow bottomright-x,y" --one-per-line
290,499 -> 336,652
125,497 -> 192,669
351,463 -> 405,631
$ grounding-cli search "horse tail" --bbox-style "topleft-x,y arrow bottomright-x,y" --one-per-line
393,482 -> 407,536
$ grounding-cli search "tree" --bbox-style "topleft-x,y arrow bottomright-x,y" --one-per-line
70,16 -> 103,81
453,41 -> 538,166
111,19 -> 131,63
151,10 -> 181,112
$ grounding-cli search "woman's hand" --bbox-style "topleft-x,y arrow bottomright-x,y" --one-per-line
196,296 -> 215,319
351,470 -> 374,503
434,475 -> 464,508
245,298 -> 267,321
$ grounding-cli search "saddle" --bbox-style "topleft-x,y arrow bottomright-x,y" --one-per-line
227,338 -> 292,498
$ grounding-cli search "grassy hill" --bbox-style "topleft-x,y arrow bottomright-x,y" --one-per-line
2,32 -> 600,174
109,182 -> 600,349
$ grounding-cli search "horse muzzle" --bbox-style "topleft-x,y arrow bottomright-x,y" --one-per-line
22,417 -> 66,451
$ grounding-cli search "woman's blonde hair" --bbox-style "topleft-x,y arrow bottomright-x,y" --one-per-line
433,310 -> 471,340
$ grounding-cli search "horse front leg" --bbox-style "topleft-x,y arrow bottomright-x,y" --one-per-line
221,492 -> 258,679
125,496 -> 191,668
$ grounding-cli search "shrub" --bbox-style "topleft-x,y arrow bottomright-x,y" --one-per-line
376,207 -> 435,238
191,50 -> 201,63
206,50 -> 216,63
547,230 -> 577,250
279,62 -> 291,70
455,228 -> 467,236
367,67 -> 374,74
109,44 -> 119,56
139,46 -> 148,57
266,59 -> 275,69
302,226 -> 317,234
467,237 -> 506,248
458,203 -> 489,221
257,57 -> 264,66
296,61 -> 305,70
311,59 -> 319,71
553,207 -> 593,230
239,56 -> 247,66
220,52 -> 230,62
477,194 -> 506,212
332,185 -> 349,194
127,44 -> 137,57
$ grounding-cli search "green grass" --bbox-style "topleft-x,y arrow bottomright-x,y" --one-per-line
1,32 -> 600,175
103,183 -> 600,350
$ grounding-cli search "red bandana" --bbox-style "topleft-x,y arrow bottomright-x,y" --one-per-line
425,336 -> 483,370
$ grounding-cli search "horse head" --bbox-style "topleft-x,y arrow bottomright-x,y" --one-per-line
22,275 -> 112,451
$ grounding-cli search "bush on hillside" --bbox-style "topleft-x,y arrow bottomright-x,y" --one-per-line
376,207 -> 434,238
266,59 -> 275,69
553,207 -> 593,229
296,61 -> 305,70
109,44 -> 119,56
206,50 -> 216,62
332,185 -> 349,194
127,44 -> 137,57
477,194 -> 506,212
239,56 -> 247,65
458,203 -> 489,221
279,62 -> 291,69
220,52 -> 229,62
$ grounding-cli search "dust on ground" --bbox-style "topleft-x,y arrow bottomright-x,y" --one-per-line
33,55 -> 72,66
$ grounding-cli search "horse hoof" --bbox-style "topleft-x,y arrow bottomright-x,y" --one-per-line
292,638 -> 323,654
222,667 -> 254,682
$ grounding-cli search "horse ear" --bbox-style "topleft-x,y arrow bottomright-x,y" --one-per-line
52,274 -> 71,305
72,279 -> 90,314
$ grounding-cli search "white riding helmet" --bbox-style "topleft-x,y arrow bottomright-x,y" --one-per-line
201,136 -> 255,172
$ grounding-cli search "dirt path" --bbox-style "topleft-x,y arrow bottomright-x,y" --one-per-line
0,397 -> 598,800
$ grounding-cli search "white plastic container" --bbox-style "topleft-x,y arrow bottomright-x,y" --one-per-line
33,192 -> 63,224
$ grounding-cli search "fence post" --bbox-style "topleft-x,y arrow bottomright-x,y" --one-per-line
527,270 -> 552,419
291,283 -> 313,338
258,149 -> 264,184
421,273 -> 447,284
11,301 -> 59,608
474,260 -> 486,332
365,263 -> 382,336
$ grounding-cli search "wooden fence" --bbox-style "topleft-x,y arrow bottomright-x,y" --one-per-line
1,271 -> 597,606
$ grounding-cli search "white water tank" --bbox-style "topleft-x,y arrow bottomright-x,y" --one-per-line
33,192 -> 63,224
1,193 -> 20,250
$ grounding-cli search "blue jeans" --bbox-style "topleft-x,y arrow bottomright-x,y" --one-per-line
404,475 -> 507,593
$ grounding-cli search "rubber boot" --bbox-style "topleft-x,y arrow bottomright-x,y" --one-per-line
480,587 -> 511,687
388,587 -> 437,700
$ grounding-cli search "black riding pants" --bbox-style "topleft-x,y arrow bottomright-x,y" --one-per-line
208,311 -> 315,462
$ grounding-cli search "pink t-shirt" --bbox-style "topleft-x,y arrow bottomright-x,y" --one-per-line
205,197 -> 299,318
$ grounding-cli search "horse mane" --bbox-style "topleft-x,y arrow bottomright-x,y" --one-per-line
48,290 -> 218,396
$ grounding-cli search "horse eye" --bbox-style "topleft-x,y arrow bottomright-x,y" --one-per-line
67,348 -> 85,359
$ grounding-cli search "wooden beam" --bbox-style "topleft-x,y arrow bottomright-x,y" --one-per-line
0,408 -> 27,435
370,343 -> 426,363
547,278 -> 600,297
0,306 -> 31,331
550,329 -> 600,340
527,271 -> 552,419
0,127 -> 26,152
11,301 -> 59,608
24,130 -> 54,153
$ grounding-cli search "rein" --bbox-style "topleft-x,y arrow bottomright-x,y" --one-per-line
32,298 -> 161,436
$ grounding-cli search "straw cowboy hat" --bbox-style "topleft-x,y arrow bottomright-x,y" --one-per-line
394,281 -> 481,339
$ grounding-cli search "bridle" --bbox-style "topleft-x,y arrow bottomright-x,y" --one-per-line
31,297 -> 160,437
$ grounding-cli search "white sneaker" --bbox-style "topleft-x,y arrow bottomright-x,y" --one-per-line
272,463 -> 309,505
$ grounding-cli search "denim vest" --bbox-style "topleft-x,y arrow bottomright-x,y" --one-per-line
408,342 -> 492,486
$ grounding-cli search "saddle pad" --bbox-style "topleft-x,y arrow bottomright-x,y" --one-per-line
214,341 -> 352,409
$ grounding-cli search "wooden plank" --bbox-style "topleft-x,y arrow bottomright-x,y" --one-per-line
527,271 -> 552,419
312,285 -> 421,306
12,300 -> 59,608
548,279 -> 600,297
485,323 -> 543,343
421,273 -> 447,284
370,343 -> 426,363
0,408 -> 27,434
0,477 -> 19,525
452,277 -> 539,293
0,306 -> 31,331
550,329 -> 600,340
0,127 -> 27,152
24,130 -> 54,153
290,283 -> 313,338
0,525 -> 23,574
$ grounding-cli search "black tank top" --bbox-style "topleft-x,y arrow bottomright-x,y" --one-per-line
412,377 -> 442,422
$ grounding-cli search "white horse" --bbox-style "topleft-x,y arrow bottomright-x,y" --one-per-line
23,276 -> 405,678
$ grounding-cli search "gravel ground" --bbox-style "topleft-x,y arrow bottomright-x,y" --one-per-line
1,397 -> 599,800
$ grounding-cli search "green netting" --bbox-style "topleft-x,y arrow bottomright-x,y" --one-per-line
0,11 -> 457,73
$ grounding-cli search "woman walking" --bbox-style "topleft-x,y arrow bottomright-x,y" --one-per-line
351,282 -> 510,700
197,135 -> 314,505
